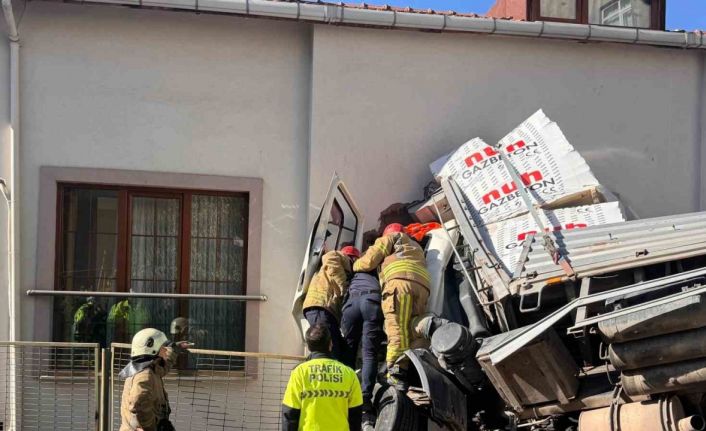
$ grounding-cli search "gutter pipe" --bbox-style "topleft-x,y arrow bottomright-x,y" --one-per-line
1,0 -> 19,429
2,0 -> 19,345
81,0 -> 706,50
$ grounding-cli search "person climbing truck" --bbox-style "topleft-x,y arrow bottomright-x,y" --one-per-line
281,323 -> 363,431
302,245 -> 361,361
340,270 -> 385,430
353,223 -> 430,387
118,328 -> 190,431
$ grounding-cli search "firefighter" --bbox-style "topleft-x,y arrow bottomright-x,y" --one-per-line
119,328 -> 189,431
281,323 -> 363,431
302,245 -> 361,361
340,271 -> 384,430
353,223 -> 430,387
73,296 -> 107,346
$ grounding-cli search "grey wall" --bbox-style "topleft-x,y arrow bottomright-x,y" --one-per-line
0,1 -> 704,355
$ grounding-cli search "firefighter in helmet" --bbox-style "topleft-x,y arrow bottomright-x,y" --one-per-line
119,328 -> 190,431
302,245 -> 361,362
353,223 -> 430,388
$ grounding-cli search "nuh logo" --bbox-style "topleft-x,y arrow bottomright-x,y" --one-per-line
464,140 -> 527,168
481,170 -> 543,204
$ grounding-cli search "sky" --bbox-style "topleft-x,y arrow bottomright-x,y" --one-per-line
375,0 -> 706,31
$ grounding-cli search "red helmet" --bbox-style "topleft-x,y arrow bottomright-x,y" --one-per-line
382,223 -> 404,236
340,246 -> 361,259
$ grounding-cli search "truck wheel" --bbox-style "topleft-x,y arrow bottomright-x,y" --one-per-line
374,386 -> 426,431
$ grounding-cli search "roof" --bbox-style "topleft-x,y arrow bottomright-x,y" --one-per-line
70,0 -> 706,49
486,0 -> 528,20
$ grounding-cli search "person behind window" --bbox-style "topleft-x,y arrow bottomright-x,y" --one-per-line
118,328 -> 190,431
281,324 -> 363,431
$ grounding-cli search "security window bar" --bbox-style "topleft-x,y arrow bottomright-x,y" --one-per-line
54,184 -> 249,352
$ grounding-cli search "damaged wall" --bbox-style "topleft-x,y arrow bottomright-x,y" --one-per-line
309,25 -> 705,224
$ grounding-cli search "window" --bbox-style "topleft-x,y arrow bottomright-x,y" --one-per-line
539,0 -> 577,20
53,184 -> 248,352
589,0 -> 652,28
530,0 -> 663,29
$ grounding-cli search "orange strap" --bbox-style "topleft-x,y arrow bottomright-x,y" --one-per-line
404,222 -> 442,242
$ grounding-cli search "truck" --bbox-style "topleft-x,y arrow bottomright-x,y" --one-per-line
292,115 -> 706,431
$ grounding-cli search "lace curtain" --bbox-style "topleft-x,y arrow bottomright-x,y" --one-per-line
129,194 -> 246,351
189,195 -> 246,352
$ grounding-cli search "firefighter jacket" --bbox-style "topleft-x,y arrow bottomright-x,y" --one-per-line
119,347 -> 177,431
302,251 -> 352,320
281,352 -> 363,431
353,232 -> 430,289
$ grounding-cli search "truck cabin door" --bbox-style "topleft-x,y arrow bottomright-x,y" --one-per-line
291,174 -> 363,340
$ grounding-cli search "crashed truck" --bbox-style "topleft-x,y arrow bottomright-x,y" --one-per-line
292,110 -> 706,431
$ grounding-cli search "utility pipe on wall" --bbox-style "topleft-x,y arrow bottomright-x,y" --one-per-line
2,0 -> 19,345
1,1 -> 19,430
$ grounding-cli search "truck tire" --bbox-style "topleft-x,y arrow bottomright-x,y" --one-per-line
374,386 -> 426,431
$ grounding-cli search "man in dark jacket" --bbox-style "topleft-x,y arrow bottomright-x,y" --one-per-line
341,271 -> 384,430
281,324 -> 362,431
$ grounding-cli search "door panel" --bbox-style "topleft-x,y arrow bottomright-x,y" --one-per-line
291,174 -> 363,339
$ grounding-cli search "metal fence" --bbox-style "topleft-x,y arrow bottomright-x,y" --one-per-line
110,343 -> 303,431
0,341 -> 302,430
0,341 -> 102,431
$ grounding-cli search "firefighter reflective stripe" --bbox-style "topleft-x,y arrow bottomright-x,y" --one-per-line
374,241 -> 389,255
382,261 -> 431,284
282,357 -> 363,431
399,294 -> 410,351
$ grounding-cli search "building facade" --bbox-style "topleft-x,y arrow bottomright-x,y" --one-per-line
0,0 -> 704,357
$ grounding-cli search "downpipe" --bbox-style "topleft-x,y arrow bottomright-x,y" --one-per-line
1,1 -> 20,430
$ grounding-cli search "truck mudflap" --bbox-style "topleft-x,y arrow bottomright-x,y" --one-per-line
404,348 -> 468,430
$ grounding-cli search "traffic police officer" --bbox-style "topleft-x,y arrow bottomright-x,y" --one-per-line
281,323 -> 363,431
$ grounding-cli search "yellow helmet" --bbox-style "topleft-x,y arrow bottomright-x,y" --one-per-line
131,328 -> 169,358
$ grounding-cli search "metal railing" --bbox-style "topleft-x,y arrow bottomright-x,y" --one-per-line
110,343 -> 303,431
0,341 -> 101,431
0,341 -> 302,430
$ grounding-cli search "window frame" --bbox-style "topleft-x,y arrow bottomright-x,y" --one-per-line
55,184 -> 250,297
37,167 -> 263,351
528,0 -> 665,30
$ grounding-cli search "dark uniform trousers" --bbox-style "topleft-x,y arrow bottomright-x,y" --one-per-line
341,273 -> 385,405
304,308 -> 346,362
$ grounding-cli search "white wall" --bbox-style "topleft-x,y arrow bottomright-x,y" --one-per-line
0,17 -> 11,342
309,26 -> 706,224
4,1 -> 706,356
18,2 -> 312,354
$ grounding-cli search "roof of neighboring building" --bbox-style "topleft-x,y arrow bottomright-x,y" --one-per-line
486,0 -> 528,20
61,0 -> 706,50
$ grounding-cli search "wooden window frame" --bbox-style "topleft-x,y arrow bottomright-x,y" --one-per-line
37,167 -> 263,350
528,0 -> 665,30
55,183 -> 250,297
